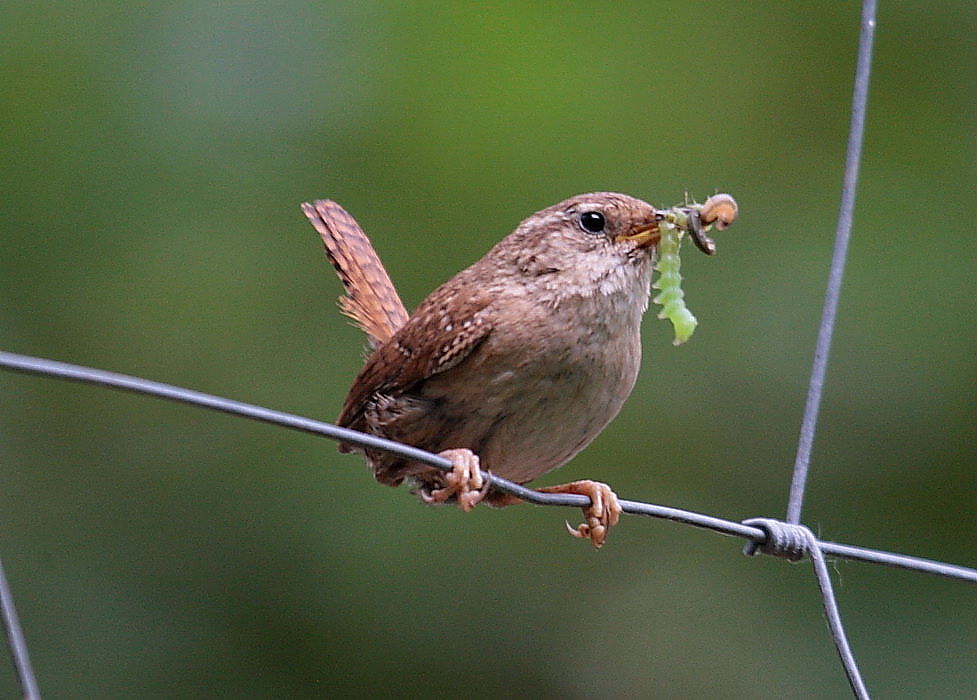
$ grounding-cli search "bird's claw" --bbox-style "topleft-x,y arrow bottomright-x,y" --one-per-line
543,480 -> 622,549
421,448 -> 489,512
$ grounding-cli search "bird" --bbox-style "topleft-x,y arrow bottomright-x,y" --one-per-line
302,192 -> 735,547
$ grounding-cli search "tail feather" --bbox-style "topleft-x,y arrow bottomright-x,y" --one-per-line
302,199 -> 409,347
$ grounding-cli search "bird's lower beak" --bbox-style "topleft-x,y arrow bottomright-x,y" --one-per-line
616,220 -> 660,249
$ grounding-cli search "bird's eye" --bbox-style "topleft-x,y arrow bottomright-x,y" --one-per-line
579,211 -> 606,234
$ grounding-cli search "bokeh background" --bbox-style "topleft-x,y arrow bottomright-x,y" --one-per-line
2,2 -> 976,697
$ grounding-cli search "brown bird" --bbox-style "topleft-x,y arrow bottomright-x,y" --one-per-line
303,193 -> 679,547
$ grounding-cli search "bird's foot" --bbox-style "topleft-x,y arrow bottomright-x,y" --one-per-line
420,448 -> 489,512
537,480 -> 622,549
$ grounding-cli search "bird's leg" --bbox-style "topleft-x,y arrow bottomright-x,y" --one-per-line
486,480 -> 622,549
420,448 -> 489,512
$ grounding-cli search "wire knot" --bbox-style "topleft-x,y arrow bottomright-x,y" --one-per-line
742,518 -> 815,562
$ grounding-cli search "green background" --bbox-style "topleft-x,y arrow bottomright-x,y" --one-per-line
2,2 -> 976,697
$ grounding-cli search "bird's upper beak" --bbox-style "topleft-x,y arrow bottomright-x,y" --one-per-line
615,218 -> 660,249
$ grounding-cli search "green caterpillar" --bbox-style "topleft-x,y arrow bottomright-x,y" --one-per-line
651,194 -> 737,345
652,219 -> 697,345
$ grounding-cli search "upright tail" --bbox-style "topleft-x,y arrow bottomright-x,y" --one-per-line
301,200 -> 409,348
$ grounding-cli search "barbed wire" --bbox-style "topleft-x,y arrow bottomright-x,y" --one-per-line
2,2 -> 972,698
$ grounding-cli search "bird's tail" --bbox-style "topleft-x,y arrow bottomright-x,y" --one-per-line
302,199 -> 409,348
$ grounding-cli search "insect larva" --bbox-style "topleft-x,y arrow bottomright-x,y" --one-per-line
686,193 -> 738,255
653,220 -> 697,345
699,193 -> 738,230
653,192 -> 736,345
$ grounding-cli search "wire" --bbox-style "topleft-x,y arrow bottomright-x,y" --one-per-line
2,3 -> 969,699
744,519 -> 869,698
0,11 -> 953,699
787,0 -> 878,527
2,350 -> 974,586
6,344 -> 977,700
0,553 -> 40,700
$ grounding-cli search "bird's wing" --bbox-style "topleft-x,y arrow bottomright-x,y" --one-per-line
337,274 -> 494,430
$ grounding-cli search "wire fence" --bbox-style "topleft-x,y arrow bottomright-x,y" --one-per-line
2,1 -> 974,697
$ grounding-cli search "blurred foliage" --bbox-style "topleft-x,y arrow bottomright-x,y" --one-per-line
2,2 -> 976,697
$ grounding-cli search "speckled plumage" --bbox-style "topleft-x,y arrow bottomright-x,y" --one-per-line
303,200 -> 409,349
310,193 -> 660,492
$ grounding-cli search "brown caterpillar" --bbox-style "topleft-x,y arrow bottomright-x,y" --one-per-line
685,193 -> 738,256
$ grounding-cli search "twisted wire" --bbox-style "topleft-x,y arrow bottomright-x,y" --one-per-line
744,519 -> 869,698
0,4 -> 954,699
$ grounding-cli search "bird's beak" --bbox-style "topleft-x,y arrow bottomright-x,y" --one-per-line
615,219 -> 660,249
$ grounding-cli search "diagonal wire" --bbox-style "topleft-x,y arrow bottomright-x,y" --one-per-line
809,536 -> 869,700
809,537 -> 869,700
787,0 -> 878,526
2,349 -> 975,588
0,553 -> 40,700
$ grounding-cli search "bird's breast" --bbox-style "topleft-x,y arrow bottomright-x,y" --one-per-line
419,266 -> 651,482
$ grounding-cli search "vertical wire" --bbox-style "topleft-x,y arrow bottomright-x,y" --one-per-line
787,0 -> 878,524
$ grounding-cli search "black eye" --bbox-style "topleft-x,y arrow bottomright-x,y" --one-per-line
579,211 -> 605,234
